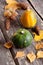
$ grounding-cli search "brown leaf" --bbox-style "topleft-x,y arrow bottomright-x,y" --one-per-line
35,42 -> 43,50
10,11 -> 18,20
4,10 -> 12,17
32,25 -> 40,35
17,2 -> 28,10
15,51 -> 25,58
4,1 -> 19,18
5,3 -> 20,10
40,42 -> 43,48
35,43 -> 41,50
37,50 -> 43,58
27,52 -> 36,63
4,42 -> 12,49
6,0 -> 18,4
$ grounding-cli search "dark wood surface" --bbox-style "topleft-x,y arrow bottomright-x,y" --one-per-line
0,0 -> 43,65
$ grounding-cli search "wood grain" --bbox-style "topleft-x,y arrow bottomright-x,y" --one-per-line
29,0 -> 43,19
8,0 -> 43,65
0,0 -> 43,65
0,30 -> 15,65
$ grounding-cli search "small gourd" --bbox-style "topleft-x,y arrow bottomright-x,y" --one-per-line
20,10 -> 37,28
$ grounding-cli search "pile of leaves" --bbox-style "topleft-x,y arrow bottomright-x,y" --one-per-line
4,0 -> 28,30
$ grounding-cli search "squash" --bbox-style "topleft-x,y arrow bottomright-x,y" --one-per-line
12,29 -> 33,48
20,10 -> 37,28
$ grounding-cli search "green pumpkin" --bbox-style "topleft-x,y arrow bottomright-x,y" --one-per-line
12,29 -> 33,48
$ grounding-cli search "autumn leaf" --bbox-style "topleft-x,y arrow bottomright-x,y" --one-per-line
4,10 -> 12,17
6,0 -> 17,4
4,0 -> 28,18
4,0 -> 20,18
10,11 -> 18,20
4,42 -> 12,49
5,3 -> 20,10
34,30 -> 43,41
15,51 -> 25,58
27,52 -> 36,63
35,42 -> 43,50
37,50 -> 43,58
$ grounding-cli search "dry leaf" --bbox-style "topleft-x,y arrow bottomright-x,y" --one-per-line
4,1 -> 19,18
5,3 -> 20,10
35,42 -> 43,50
10,11 -> 18,20
35,43 -> 41,50
34,30 -> 43,41
27,52 -> 36,63
37,50 -> 43,58
32,25 -> 40,35
6,0 -> 28,10
40,42 -> 43,48
17,2 -> 28,10
4,42 -> 12,49
5,0 -> 20,10
15,51 -> 25,58
4,10 -> 12,17
4,0 -> 28,19
6,0 -> 18,4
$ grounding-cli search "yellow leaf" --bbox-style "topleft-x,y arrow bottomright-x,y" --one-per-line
4,10 -> 12,17
15,51 -> 25,58
37,50 -> 43,58
27,52 -> 36,63
4,42 -> 12,49
34,30 -> 43,41
6,0 -> 17,4
5,3 -> 20,11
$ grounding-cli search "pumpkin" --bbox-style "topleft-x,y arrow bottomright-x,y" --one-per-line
20,10 -> 37,28
12,29 -> 33,48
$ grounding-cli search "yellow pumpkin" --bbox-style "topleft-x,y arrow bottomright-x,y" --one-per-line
20,10 -> 37,28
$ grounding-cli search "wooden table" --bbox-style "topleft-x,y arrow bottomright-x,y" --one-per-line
0,0 -> 43,65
